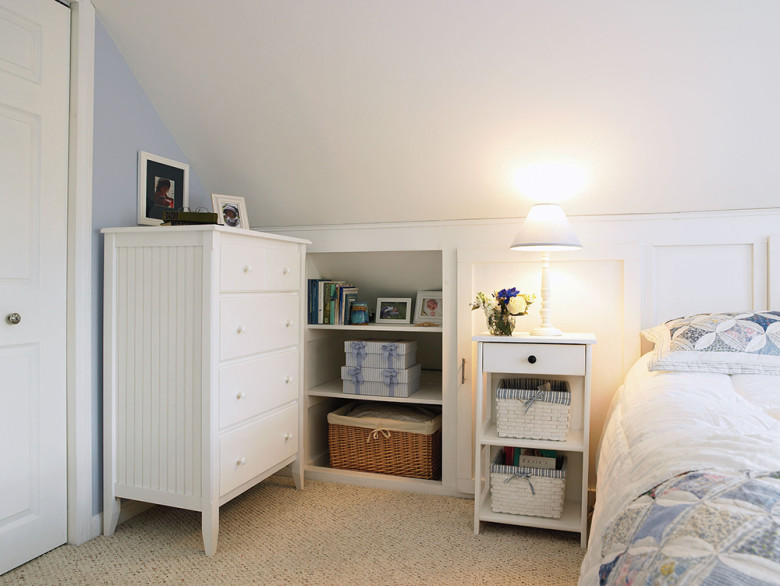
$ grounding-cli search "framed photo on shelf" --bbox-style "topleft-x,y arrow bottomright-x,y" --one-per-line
376,297 -> 412,325
413,290 -> 443,324
137,151 -> 189,225
211,193 -> 249,229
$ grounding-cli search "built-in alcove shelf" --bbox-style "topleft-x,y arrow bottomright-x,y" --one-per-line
303,249 -> 447,493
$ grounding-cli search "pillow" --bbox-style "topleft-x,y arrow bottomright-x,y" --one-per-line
641,311 -> 780,374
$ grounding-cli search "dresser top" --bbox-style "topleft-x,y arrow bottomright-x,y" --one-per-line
101,224 -> 311,245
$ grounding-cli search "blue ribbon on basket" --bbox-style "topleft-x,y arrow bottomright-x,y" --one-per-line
382,368 -> 399,396
347,367 -> 363,394
505,472 -> 536,496
350,341 -> 366,368
521,382 -> 551,414
382,343 -> 398,368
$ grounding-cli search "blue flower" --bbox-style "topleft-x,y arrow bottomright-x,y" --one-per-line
496,287 -> 519,304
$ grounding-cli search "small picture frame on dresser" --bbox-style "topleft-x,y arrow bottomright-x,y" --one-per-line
413,290 -> 442,324
211,194 -> 249,229
376,298 -> 412,324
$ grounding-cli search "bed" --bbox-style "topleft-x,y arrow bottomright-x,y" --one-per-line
579,311 -> 780,585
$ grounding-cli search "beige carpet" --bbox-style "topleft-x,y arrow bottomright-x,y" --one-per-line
1,475 -> 585,585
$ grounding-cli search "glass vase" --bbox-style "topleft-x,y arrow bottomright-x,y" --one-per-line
487,312 -> 515,336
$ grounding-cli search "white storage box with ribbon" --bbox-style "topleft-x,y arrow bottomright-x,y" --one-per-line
490,450 -> 566,519
344,339 -> 417,369
340,364 -> 421,397
495,378 -> 571,441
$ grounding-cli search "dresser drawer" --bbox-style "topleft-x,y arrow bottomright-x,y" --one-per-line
482,342 -> 585,376
265,248 -> 301,291
219,348 -> 299,430
220,243 -> 266,292
219,294 -> 299,361
219,403 -> 298,497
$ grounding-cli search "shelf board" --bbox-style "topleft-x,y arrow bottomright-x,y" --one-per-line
480,423 -> 585,452
308,323 -> 442,333
307,370 -> 443,405
478,495 -> 584,534
304,465 -> 447,495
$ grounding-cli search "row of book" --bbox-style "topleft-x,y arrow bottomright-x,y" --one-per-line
308,279 -> 360,325
504,447 -> 562,470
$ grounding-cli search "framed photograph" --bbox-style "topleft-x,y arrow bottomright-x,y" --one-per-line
376,297 -> 412,325
413,290 -> 443,324
211,194 -> 250,229
137,151 -> 189,225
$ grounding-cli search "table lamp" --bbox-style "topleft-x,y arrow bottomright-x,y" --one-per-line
510,203 -> 581,336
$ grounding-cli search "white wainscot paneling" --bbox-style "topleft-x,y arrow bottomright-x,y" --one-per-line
652,244 -> 757,324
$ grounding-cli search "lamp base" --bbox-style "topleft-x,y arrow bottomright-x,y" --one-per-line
530,325 -> 562,336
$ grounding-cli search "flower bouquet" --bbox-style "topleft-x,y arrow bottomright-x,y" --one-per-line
470,287 -> 535,336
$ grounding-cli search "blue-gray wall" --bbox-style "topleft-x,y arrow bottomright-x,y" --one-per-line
91,17 -> 210,513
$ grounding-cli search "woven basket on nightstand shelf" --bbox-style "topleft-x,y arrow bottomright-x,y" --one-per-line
490,450 -> 567,519
496,378 -> 571,441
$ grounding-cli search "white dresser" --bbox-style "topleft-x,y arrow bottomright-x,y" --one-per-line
102,225 -> 309,555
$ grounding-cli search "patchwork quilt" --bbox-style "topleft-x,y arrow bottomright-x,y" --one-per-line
578,353 -> 780,585
598,469 -> 780,585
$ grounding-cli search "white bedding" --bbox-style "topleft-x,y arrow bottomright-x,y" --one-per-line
579,353 -> 780,585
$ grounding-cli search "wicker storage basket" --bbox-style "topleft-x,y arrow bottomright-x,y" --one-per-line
327,402 -> 442,480
490,450 -> 566,518
496,378 -> 571,441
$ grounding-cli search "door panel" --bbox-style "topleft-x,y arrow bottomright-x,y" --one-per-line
0,0 -> 70,575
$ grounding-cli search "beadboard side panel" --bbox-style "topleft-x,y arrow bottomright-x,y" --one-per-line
114,244 -> 204,498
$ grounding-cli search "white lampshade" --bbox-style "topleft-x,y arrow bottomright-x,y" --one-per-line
510,203 -> 582,251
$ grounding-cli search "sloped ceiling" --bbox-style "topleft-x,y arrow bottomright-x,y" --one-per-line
91,1 -> 780,227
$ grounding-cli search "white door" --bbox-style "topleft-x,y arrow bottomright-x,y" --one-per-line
0,0 -> 71,574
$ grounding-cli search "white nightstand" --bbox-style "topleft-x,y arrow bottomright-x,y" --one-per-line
473,333 -> 596,547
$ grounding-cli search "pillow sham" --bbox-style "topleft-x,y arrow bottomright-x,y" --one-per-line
641,311 -> 780,374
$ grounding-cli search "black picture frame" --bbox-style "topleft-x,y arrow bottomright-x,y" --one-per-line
137,151 -> 190,225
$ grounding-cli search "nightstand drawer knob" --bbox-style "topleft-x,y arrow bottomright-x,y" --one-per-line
528,355 -> 537,364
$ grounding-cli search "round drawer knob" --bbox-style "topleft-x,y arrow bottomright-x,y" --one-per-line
528,355 -> 537,364
282,267 -> 290,275
285,376 -> 293,384
6,313 -> 21,325
236,456 -> 246,466
285,320 -> 294,328
236,391 -> 246,400
237,325 -> 246,334
243,265 -> 252,273
283,433 -> 294,441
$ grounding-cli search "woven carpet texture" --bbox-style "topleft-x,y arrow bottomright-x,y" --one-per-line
1,475 -> 585,585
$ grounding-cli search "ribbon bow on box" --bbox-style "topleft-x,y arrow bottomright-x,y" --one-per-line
347,367 -> 363,394
381,343 -> 398,368
350,341 -> 367,368
382,368 -> 399,397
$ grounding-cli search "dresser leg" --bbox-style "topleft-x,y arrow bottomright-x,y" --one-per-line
291,458 -> 303,490
202,508 -> 219,556
103,497 -> 120,536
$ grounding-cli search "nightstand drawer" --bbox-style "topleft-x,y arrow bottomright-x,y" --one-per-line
482,342 -> 585,375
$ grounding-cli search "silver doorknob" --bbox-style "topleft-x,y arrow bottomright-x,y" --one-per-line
6,313 -> 21,325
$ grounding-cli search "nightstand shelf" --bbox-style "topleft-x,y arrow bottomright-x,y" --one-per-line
473,333 -> 596,548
